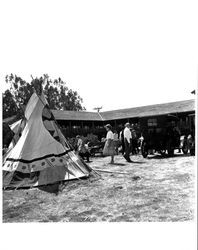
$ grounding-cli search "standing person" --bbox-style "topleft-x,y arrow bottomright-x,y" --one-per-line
76,135 -> 90,162
123,123 -> 132,162
113,130 -> 119,155
103,124 -> 115,164
113,130 -> 118,140
119,125 -> 125,155
131,128 -> 138,154
174,126 -> 181,153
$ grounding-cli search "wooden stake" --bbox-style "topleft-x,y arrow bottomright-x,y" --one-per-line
92,168 -> 129,175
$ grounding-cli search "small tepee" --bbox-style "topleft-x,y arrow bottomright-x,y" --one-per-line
3,88 -> 92,189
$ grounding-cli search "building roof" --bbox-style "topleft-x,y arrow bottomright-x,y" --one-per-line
4,99 -> 195,124
53,99 -> 195,121
52,110 -> 102,121
101,99 -> 195,121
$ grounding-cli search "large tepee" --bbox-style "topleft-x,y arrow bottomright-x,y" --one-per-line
3,89 -> 92,188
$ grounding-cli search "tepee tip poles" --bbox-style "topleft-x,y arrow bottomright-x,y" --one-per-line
31,75 -> 46,96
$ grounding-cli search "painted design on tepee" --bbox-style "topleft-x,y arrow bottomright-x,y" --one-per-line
42,104 -> 69,147
3,92 -> 91,188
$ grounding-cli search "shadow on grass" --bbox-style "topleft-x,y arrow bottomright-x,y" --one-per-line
38,176 -> 90,194
147,153 -> 192,160
131,161 -> 145,164
111,163 -> 126,166
38,183 -> 59,194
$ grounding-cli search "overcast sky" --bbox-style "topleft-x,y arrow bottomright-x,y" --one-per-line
1,0 -> 197,112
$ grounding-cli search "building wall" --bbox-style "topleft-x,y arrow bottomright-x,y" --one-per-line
57,110 -> 195,139
58,120 -> 106,139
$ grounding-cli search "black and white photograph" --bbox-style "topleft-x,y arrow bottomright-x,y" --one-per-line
1,0 -> 197,250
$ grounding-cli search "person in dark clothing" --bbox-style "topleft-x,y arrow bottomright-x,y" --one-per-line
131,128 -> 138,154
173,126 -> 181,152
76,135 -> 90,162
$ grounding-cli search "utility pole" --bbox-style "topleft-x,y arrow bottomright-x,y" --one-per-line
93,106 -> 103,112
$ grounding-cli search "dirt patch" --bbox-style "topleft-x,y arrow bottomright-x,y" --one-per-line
3,153 -> 195,222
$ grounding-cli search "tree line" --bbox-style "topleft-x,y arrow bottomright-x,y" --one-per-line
3,74 -> 85,119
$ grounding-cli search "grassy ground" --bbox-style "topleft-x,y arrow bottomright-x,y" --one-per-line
3,152 -> 195,222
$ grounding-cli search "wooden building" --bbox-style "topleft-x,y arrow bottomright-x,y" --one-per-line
52,99 -> 195,138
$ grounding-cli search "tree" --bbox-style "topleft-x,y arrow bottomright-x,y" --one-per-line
3,74 -> 85,119
3,89 -> 19,119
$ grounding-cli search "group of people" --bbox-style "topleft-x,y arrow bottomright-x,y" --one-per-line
102,122 -> 137,164
75,122 -> 138,164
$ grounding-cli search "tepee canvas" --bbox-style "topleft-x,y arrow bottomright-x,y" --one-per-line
3,91 -> 92,188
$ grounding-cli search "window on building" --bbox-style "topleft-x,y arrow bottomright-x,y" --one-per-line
148,118 -> 157,127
